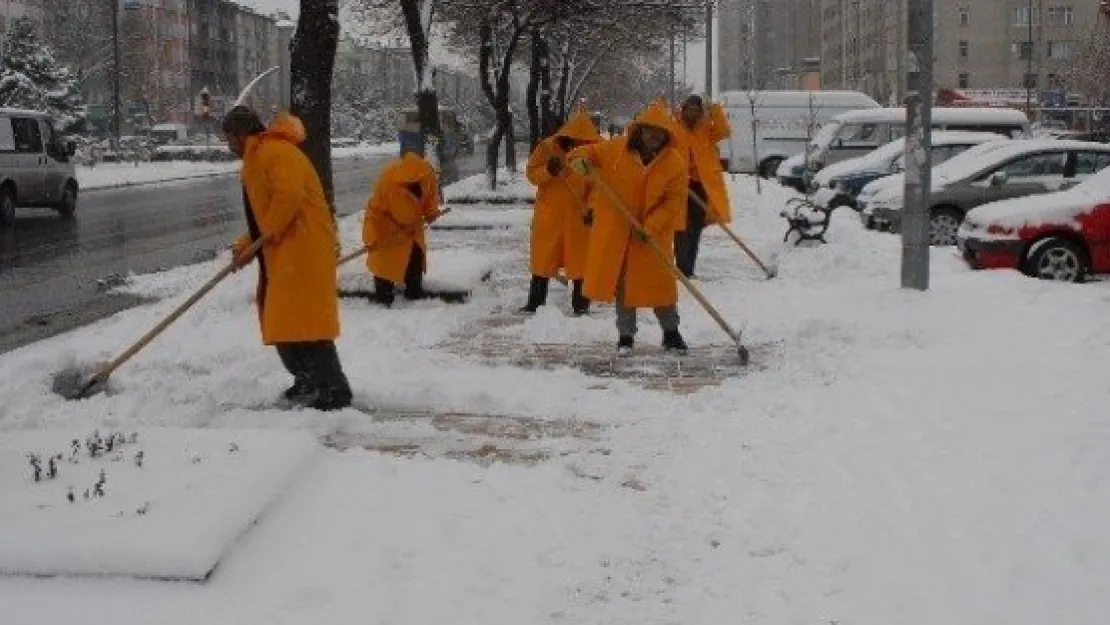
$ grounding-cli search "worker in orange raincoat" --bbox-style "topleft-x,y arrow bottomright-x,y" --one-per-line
521,110 -> 603,315
672,94 -> 732,278
361,150 -> 442,306
224,106 -> 352,411
568,100 -> 690,356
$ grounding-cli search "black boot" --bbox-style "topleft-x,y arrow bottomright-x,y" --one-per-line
617,335 -> 634,357
518,275 -> 549,313
662,329 -> 688,355
571,279 -> 590,316
373,276 -> 396,307
282,378 -> 313,402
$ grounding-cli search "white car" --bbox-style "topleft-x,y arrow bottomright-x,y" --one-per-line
809,131 -> 1004,209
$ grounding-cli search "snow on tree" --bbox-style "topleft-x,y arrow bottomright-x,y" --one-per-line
0,17 -> 85,133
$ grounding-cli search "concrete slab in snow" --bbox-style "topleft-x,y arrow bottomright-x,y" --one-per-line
0,428 -> 317,582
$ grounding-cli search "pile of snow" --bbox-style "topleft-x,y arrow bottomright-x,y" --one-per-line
0,173 -> 1108,622
0,428 -> 317,581
443,168 -> 535,204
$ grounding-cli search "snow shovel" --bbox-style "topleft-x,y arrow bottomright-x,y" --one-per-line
573,163 -> 750,365
687,190 -> 778,279
338,207 -> 452,267
55,237 -> 268,400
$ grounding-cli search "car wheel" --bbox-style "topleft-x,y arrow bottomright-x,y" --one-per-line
0,187 -> 15,227
928,207 -> 962,246
759,157 -> 784,179
55,182 -> 77,218
1026,237 -> 1088,283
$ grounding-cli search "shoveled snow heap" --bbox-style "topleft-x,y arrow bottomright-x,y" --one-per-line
443,168 -> 535,204
0,175 -> 1108,624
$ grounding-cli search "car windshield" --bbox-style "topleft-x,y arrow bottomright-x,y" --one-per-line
931,140 -> 1013,183
808,122 -> 841,154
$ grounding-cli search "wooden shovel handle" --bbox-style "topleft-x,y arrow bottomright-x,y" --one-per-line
88,235 -> 267,386
339,207 -> 452,267
585,170 -> 742,344
686,190 -> 775,277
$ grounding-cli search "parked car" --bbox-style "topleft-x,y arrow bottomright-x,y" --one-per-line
778,106 -> 1030,193
0,108 -> 79,226
856,139 -> 1016,211
809,131 -> 1004,210
860,139 -> 1110,245
956,165 -> 1110,282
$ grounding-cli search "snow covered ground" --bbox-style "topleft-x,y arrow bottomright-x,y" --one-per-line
78,142 -> 400,191
1,174 -> 1109,624
443,168 -> 535,204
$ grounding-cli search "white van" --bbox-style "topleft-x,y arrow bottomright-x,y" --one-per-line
0,108 -> 78,226
808,107 -> 1031,171
717,90 -> 881,177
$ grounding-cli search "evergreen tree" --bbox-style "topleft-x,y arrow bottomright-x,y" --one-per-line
0,17 -> 85,133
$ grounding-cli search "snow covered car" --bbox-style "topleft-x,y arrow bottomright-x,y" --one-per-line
859,139 -> 1110,246
809,131 -> 1003,211
775,153 -> 809,192
956,165 -> 1110,282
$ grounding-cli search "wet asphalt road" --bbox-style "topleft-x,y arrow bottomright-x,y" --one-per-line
0,149 -> 492,354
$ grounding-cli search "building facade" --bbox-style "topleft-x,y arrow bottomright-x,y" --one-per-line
718,0 -> 822,92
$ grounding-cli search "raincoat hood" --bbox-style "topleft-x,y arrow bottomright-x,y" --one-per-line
555,111 -> 603,144
389,152 -> 435,184
263,112 -> 307,144
628,100 -> 679,142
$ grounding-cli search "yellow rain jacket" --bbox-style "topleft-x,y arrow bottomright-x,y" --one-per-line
672,101 -> 732,224
361,152 -> 440,284
232,113 -> 340,345
569,101 -> 688,308
525,111 -> 603,279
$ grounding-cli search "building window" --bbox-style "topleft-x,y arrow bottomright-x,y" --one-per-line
1046,6 -> 1074,26
1023,73 -> 1038,89
958,73 -> 970,88
959,41 -> 969,58
1013,41 -> 1034,60
1047,41 -> 1073,59
1012,6 -> 1039,26
959,8 -> 970,26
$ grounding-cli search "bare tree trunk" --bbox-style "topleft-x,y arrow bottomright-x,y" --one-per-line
400,0 -> 444,178
479,16 -> 523,188
553,46 -> 571,124
526,29 -> 542,150
538,34 -> 555,137
290,0 -> 340,216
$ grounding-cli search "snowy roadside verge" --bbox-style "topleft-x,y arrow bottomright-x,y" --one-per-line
444,168 -> 535,205
78,143 -> 400,192
1,175 -> 1110,623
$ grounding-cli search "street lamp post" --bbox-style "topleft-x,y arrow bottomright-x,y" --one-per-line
1025,0 -> 1034,118
901,0 -> 933,291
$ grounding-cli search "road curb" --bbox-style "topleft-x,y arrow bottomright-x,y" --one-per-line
80,152 -> 391,194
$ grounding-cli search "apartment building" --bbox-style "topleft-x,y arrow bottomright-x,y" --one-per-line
816,1 -> 1101,105
234,5 -> 281,116
718,0 -> 822,92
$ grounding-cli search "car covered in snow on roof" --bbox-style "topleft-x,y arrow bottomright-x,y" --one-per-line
809,131 -> 1003,211
956,164 -> 1110,282
858,139 -> 1110,246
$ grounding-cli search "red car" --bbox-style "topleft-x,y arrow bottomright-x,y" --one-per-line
956,167 -> 1110,282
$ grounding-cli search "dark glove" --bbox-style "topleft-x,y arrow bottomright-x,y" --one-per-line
583,210 -> 594,227
634,228 -> 651,243
546,155 -> 564,176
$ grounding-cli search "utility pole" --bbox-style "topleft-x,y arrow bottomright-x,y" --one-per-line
901,0 -> 933,291
1025,0 -> 1034,119
111,0 -> 122,148
705,0 -> 713,100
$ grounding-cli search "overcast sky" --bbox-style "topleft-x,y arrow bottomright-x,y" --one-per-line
233,0 -> 715,95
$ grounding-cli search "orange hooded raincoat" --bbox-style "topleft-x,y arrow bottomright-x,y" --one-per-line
672,101 -> 732,224
525,111 -> 603,279
569,101 -> 689,309
232,113 -> 340,345
361,152 -> 440,284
